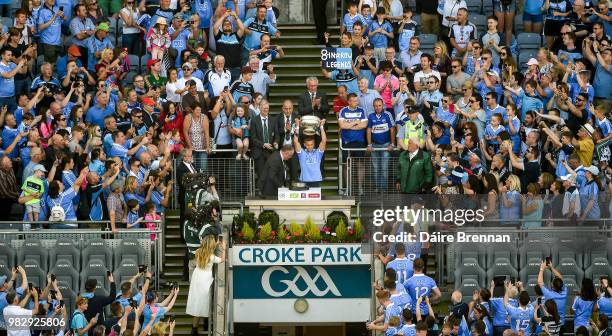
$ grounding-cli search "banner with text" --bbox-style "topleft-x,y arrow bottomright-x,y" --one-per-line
321,48 -> 352,70
232,244 -> 371,266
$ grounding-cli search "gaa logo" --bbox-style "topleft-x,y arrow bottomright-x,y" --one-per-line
261,266 -> 341,297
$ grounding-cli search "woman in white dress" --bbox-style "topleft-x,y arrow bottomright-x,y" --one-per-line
186,235 -> 225,336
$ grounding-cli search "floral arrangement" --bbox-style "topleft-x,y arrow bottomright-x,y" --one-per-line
233,212 -> 366,244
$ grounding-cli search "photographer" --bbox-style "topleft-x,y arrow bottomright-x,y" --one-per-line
61,61 -> 96,91
30,62 -> 61,114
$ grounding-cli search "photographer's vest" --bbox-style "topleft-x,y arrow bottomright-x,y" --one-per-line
403,120 -> 425,147
183,220 -> 215,258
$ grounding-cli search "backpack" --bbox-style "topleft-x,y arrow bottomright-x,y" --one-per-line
49,196 -> 66,222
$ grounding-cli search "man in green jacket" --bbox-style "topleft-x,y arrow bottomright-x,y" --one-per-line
395,137 -> 434,193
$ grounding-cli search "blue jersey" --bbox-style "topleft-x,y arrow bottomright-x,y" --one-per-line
489,297 -> 510,327
384,302 -> 403,324
367,111 -> 394,144
397,324 -> 416,336
597,118 -> 612,138
507,305 -> 534,332
339,106 -> 367,144
598,297 -> 612,319
390,291 -> 413,311
0,62 -> 16,98
572,297 -> 595,328
387,257 -> 414,284
342,13 -> 367,33
403,274 -> 438,315
541,285 -> 568,323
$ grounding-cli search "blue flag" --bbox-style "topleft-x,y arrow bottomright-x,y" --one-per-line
459,315 -> 471,336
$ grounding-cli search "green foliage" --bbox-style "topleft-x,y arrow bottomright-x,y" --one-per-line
277,225 -> 288,241
289,221 -> 303,240
353,218 -> 364,242
258,210 -> 280,231
335,219 -> 348,242
303,216 -> 316,234
241,223 -> 255,242
233,212 -> 257,230
306,223 -> 321,242
259,222 -> 273,242
325,211 -> 349,232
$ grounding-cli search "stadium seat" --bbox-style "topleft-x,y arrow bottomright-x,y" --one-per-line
486,243 -> 518,269
50,261 -> 80,291
1,17 -> 12,30
585,258 -> 612,283
128,54 -> 141,74
113,265 -> 140,287
482,0 -> 493,13
17,240 -> 48,272
23,264 -> 47,288
50,238 -> 81,271
514,16 -> 524,35
80,263 -> 110,296
140,54 -> 151,74
455,244 -> 487,269
59,288 -> 77,318
486,257 -> 518,285
555,260 -> 584,298
516,33 -> 542,50
520,242 -> 551,269
114,239 -> 146,269
418,34 -> 438,50
470,14 -> 487,36
81,239 -> 113,270
0,240 -> 15,278
518,50 -> 538,72
457,277 -> 481,303
454,257 -> 487,289
466,0 -> 483,14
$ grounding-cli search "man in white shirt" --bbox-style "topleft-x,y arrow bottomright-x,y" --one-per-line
4,289 -> 39,336
413,54 -> 441,92
203,55 -> 231,97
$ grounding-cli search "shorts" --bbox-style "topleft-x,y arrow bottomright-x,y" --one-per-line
523,12 -> 544,23
544,19 -> 565,36
342,141 -> 366,161
26,203 -> 41,214
493,0 -> 516,13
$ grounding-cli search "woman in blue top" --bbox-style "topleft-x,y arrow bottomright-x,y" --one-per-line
572,278 -> 597,331
596,279 -> 612,323
71,296 -> 98,336
499,174 -> 521,225
123,176 -> 150,206
142,288 -> 180,328
579,166 -> 601,224
47,167 -> 88,228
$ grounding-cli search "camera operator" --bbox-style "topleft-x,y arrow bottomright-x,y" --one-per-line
183,203 -> 222,281
192,175 -> 220,207
61,61 -> 96,91
30,62 -> 61,114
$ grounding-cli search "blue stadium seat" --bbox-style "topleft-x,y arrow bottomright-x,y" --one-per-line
50,238 -> 81,271
470,14 -> 487,36
81,239 -> 113,270
23,265 -> 47,288
517,33 -> 542,50
0,240 -> 15,279
17,240 -> 48,272
128,54 -> 141,74
51,261 -> 80,292
466,0 -> 483,14
140,54 -> 151,73
418,34 -> 438,50
113,239 -> 146,270
113,265 -> 140,287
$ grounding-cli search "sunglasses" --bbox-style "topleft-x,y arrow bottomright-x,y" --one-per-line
576,98 -> 585,102
462,88 -> 470,92
59,117 -> 66,121
482,57 -> 489,61
469,99 -> 478,103
500,52 -> 507,56
183,67 -> 191,71
443,100 -> 449,103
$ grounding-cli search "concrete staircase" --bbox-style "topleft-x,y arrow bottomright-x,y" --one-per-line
270,25 -> 342,195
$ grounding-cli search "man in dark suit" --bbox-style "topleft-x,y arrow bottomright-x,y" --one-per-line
261,145 -> 295,198
250,100 -> 277,191
176,149 -> 198,220
297,77 -> 329,119
275,99 -> 300,182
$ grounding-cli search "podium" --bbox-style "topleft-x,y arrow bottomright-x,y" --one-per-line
244,194 -> 355,225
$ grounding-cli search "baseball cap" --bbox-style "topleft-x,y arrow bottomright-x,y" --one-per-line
527,58 -> 538,66
68,45 -> 81,57
174,12 -> 186,20
364,42 -> 374,49
33,164 -> 47,173
240,66 -> 255,74
581,123 -> 595,137
486,70 -> 499,78
584,165 -> 600,176
96,22 -> 110,32
142,97 -> 156,106
560,174 -> 576,185
147,59 -> 160,71
182,62 -> 193,70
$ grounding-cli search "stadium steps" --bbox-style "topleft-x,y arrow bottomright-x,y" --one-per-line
270,24 -> 342,195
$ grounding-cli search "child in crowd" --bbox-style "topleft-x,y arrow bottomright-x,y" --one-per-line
126,199 -> 142,229
22,165 -> 46,222
230,104 -> 250,160
147,17 -> 171,60
167,130 -> 184,155
484,113 -> 505,153
398,7 -> 418,54
143,202 -> 160,241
